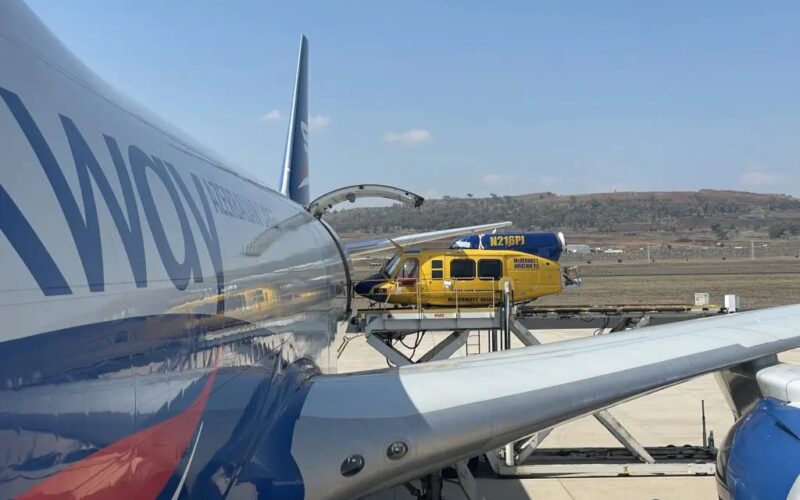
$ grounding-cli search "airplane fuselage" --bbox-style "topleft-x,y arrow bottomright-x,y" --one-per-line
0,5 -> 347,496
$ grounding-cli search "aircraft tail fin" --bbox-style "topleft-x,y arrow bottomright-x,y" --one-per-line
279,35 -> 310,205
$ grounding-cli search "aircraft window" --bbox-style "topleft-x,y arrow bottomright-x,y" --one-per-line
253,290 -> 265,302
478,259 -> 503,280
431,259 -> 443,279
400,258 -> 419,278
383,254 -> 401,278
450,259 -> 475,279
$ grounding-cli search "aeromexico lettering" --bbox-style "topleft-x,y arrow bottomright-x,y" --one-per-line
0,87 -> 266,298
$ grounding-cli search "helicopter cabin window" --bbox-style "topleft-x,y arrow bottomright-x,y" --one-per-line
478,259 -> 503,280
431,259 -> 443,280
400,258 -> 419,279
450,259 -> 475,279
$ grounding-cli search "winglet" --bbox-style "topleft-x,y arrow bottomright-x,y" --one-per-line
279,35 -> 310,205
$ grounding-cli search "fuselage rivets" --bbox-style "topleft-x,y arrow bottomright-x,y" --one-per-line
340,454 -> 365,476
387,441 -> 408,460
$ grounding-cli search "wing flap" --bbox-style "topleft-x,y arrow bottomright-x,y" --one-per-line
291,304 -> 800,499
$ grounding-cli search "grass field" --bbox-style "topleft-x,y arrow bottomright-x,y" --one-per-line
543,258 -> 800,309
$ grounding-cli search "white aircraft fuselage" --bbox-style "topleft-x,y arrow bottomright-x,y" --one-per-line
0,3 -> 346,497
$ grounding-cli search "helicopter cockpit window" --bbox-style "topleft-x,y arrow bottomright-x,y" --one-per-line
400,258 -> 419,279
382,254 -> 401,278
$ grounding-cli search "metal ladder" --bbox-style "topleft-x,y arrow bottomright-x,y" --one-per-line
465,329 -> 482,356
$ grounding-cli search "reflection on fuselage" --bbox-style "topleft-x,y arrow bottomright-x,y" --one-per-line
0,3 -> 354,497
0,203 -> 349,496
0,68 -> 347,500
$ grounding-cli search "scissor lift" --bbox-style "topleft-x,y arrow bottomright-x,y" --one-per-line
355,307 -> 505,366
346,298 -> 728,499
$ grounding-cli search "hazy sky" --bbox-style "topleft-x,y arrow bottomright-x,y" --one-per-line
26,1 -> 800,199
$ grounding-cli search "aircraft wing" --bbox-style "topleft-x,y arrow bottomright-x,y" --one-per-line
290,304 -> 800,499
343,221 -> 512,256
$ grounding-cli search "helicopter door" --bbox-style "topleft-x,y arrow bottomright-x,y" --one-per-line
448,258 -> 479,305
476,258 -> 504,304
398,258 -> 419,282
395,257 -> 420,303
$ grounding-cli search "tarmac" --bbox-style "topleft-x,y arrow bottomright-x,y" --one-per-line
336,326 -> 800,500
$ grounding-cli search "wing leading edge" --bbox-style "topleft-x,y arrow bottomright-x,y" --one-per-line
290,304 -> 800,499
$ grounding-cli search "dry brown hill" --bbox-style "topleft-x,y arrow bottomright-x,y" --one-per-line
325,190 -> 800,242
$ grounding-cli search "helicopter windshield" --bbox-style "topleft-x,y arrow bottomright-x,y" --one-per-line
381,254 -> 401,278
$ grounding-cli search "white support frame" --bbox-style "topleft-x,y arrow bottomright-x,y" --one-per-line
358,307 -> 717,486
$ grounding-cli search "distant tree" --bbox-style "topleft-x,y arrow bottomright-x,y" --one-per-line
769,224 -> 786,238
490,193 -> 499,198
467,193 -> 474,198
768,222 -> 800,239
711,222 -> 728,240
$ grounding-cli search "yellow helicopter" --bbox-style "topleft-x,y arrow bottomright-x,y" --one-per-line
354,232 -> 578,307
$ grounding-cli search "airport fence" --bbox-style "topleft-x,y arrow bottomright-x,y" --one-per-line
561,240 -> 800,263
